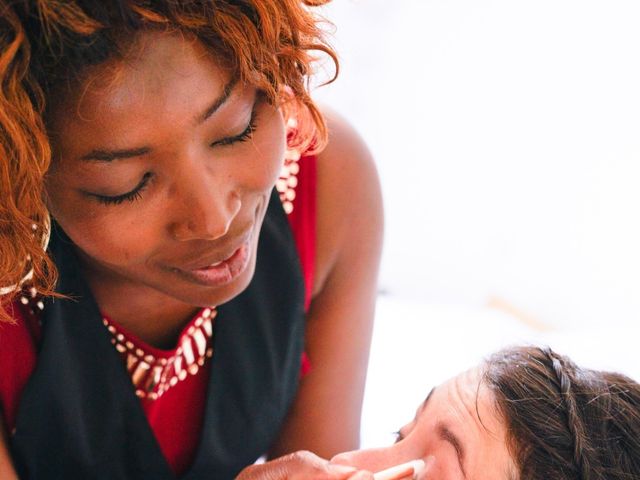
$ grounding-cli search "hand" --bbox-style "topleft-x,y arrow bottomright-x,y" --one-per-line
332,450 -> 434,480
235,450 -> 374,480
367,460 -> 426,480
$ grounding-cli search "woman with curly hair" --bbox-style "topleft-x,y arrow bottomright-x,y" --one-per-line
333,345 -> 640,479
0,1 -> 382,478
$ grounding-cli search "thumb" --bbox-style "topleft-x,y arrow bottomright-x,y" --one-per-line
327,463 -> 371,479
236,451 -> 365,480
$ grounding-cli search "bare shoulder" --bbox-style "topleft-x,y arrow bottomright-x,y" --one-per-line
270,108 -> 383,455
316,107 -> 376,174
313,106 -> 383,297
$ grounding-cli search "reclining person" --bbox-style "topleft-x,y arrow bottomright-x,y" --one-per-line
332,345 -> 640,480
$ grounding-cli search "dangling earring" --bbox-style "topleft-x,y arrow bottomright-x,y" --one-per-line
40,211 -> 52,251
276,116 -> 302,215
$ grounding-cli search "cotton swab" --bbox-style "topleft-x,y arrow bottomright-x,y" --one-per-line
372,459 -> 426,480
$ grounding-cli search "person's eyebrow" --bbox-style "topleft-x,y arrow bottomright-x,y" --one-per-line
80,76 -> 239,163
437,423 -> 468,479
197,75 -> 239,124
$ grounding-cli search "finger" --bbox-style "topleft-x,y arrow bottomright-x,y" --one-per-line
373,460 -> 425,480
237,451 -> 323,480
327,463 -> 363,479
346,471 -> 375,480
236,451 -> 363,480
331,447 -> 392,473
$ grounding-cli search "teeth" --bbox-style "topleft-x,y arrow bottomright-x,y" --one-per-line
209,261 -> 223,267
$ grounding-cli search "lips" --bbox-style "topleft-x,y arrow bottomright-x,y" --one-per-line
182,241 -> 251,287
172,231 -> 253,287
186,245 -> 242,271
169,202 -> 265,289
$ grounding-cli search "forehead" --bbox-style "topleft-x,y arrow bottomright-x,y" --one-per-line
447,368 -> 505,438
423,368 -> 516,479
47,31 -> 232,158
50,31 -> 228,123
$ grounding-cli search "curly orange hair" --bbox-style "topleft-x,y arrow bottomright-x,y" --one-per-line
0,0 -> 337,321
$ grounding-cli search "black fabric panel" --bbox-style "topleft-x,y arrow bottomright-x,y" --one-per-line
11,189 -> 306,480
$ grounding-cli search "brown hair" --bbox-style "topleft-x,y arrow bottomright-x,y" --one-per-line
0,0 -> 337,321
484,346 -> 640,480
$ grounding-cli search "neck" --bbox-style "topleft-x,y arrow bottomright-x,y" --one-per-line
80,264 -> 199,350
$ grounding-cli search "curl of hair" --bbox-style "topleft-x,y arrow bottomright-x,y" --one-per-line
0,3 -> 58,321
0,0 -> 338,321
483,346 -> 640,480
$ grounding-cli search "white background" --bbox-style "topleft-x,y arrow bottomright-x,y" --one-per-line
312,1 -> 640,446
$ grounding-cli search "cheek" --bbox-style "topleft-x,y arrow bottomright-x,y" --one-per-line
47,186 -> 157,267
59,213 -> 155,266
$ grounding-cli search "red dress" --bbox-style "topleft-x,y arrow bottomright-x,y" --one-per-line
0,153 -> 316,476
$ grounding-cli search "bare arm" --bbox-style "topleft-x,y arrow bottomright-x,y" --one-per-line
269,108 -> 384,457
0,415 -> 19,480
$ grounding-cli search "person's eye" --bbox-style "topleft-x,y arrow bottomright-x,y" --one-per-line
392,430 -> 406,444
210,106 -> 258,148
92,172 -> 153,206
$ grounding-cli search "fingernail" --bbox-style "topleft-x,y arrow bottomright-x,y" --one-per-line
330,464 -> 358,474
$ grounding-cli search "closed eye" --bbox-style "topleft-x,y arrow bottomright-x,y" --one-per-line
210,102 -> 258,148
393,430 -> 405,443
92,171 -> 153,206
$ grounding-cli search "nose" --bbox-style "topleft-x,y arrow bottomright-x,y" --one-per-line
168,171 -> 242,242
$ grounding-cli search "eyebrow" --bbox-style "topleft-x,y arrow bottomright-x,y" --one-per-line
197,75 -> 239,124
437,423 -> 468,479
80,75 -> 239,163
418,388 -> 468,479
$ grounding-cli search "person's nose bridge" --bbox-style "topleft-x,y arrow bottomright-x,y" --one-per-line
169,162 -> 241,241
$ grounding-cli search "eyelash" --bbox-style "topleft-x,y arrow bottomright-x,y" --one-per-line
94,107 -> 259,206
210,107 -> 258,148
94,172 -> 153,206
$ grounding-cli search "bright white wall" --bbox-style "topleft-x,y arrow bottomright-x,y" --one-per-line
314,0 -> 640,331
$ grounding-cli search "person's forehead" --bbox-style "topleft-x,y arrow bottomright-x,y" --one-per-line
47,31 -> 240,162
420,368 -> 516,479
449,368 -> 502,436
53,31 -> 228,118
117,31 -> 222,85
427,369 -> 484,437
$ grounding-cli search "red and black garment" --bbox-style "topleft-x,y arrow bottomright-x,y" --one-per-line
2,154 -> 318,480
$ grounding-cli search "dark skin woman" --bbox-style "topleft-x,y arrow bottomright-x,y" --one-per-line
0,1 -> 382,478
